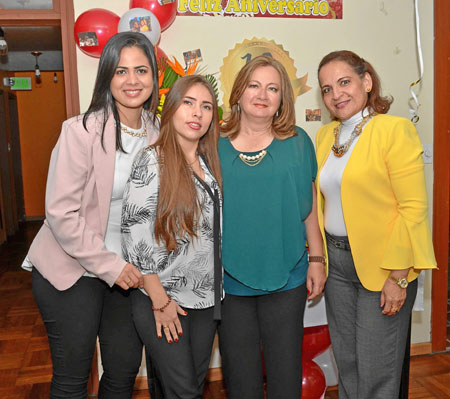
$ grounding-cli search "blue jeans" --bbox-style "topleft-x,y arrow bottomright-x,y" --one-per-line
325,232 -> 417,399
32,268 -> 143,399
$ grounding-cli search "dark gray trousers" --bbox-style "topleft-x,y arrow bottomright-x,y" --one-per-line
325,233 -> 418,399
32,268 -> 143,399
218,284 -> 307,399
131,289 -> 218,399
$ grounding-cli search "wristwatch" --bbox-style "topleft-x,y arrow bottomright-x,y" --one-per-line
389,276 -> 409,289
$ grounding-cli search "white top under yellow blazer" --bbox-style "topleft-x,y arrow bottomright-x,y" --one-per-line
315,113 -> 437,291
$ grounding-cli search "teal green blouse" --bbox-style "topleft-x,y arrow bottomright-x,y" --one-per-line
219,127 -> 317,294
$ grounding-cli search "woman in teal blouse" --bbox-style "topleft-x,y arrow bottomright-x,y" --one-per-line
218,56 -> 326,399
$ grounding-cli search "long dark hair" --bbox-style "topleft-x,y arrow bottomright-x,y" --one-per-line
318,50 -> 392,118
153,75 -> 222,252
83,32 -> 159,152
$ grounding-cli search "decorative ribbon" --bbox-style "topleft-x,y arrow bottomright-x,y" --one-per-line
409,0 -> 423,124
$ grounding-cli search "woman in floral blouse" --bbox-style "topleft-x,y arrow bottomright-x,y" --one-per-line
121,75 -> 223,398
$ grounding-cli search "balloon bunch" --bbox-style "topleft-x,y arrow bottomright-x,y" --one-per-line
74,0 -> 177,58
301,325 -> 331,398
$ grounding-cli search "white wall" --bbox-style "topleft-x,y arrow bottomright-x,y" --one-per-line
74,0 -> 435,344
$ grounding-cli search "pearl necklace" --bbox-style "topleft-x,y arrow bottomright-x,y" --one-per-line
239,149 -> 268,167
120,123 -> 147,138
332,113 -> 373,157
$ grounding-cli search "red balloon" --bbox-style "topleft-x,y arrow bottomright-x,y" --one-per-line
302,325 -> 331,360
130,0 -> 177,32
302,360 -> 326,399
74,8 -> 120,58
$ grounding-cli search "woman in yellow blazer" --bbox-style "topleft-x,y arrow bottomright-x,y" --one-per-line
315,50 -> 436,399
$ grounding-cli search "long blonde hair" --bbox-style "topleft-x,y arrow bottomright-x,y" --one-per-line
221,56 -> 297,140
153,75 -> 222,252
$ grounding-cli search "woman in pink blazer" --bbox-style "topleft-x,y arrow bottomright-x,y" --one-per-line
22,32 -> 159,398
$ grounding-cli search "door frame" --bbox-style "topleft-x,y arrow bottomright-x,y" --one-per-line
0,0 -> 80,118
431,0 -> 450,352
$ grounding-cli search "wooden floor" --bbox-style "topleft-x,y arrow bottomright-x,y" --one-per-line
1,222 -> 449,399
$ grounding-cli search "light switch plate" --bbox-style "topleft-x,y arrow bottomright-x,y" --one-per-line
422,144 -> 433,164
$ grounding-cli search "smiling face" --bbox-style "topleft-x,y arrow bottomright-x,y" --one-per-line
173,83 -> 214,149
239,65 -> 282,122
319,60 -> 372,121
110,46 -> 154,121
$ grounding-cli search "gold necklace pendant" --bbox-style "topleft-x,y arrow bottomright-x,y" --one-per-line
120,124 -> 147,138
239,149 -> 268,167
332,113 -> 373,157
331,144 -> 346,157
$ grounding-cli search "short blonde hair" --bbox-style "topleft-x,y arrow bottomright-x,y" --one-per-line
221,56 -> 297,140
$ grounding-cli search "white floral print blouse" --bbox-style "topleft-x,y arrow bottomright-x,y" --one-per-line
121,146 -> 223,309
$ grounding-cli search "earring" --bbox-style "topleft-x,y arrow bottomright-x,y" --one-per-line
275,109 -> 280,118
236,103 -> 241,113
366,88 -> 371,93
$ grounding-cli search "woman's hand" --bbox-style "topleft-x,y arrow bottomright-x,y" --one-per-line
142,274 -> 188,343
380,270 -> 409,316
307,262 -> 327,300
153,297 -> 187,343
115,263 -> 144,290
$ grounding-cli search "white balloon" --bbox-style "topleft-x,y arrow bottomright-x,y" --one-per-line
118,8 -> 161,45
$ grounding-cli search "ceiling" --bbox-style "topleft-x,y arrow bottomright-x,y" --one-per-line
1,26 -> 62,52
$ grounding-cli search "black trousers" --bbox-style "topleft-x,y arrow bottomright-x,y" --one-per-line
218,284 -> 307,399
131,289 -> 218,399
32,268 -> 143,399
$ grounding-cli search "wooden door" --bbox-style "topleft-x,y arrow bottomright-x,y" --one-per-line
431,0 -> 450,351
0,174 -> 6,244
0,89 -> 18,236
8,93 -> 25,222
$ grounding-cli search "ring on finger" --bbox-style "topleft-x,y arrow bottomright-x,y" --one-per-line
163,326 -> 169,330
391,307 -> 399,312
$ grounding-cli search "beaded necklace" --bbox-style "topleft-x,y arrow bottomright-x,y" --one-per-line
332,113 -> 373,157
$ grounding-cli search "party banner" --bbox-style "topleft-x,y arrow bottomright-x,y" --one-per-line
177,0 -> 342,19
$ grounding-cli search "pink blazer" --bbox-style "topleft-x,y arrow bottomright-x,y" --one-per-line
27,111 -> 159,290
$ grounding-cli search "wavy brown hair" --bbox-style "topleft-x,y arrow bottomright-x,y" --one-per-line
221,56 -> 297,140
318,50 -> 392,119
153,75 -> 222,252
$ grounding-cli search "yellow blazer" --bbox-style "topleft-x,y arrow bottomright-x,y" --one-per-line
315,114 -> 436,291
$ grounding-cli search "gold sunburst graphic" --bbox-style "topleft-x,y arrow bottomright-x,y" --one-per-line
220,38 -> 311,112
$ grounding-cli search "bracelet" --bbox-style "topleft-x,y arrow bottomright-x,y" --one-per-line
152,296 -> 172,312
308,255 -> 326,265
